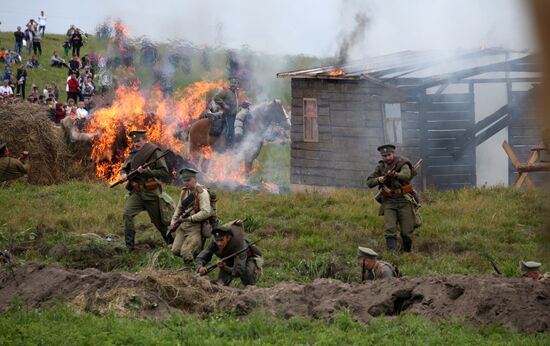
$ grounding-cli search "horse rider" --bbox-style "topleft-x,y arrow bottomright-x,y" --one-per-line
213,77 -> 241,147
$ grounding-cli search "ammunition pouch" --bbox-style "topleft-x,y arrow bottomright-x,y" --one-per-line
382,184 -> 413,198
144,179 -> 159,191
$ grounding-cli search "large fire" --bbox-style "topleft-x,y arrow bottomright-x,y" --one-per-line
87,80 -> 227,183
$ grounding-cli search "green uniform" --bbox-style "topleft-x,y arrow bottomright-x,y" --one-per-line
121,144 -> 171,248
366,261 -> 398,280
0,157 -> 29,182
367,156 -> 415,251
170,183 -> 212,261
195,223 -> 261,286
213,87 -> 239,145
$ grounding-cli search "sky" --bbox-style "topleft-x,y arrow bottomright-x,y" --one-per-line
0,0 -> 536,57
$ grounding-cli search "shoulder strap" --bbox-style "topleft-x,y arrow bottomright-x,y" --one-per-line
130,142 -> 159,170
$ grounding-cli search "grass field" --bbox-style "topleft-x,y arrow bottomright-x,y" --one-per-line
0,143 -> 548,286
0,304 -> 548,346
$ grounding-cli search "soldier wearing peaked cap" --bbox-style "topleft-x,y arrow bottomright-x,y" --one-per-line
120,130 -> 174,250
0,142 -> 30,183
367,144 -> 419,253
169,167 -> 213,263
196,220 -> 263,286
520,260 -> 544,281
357,246 -> 400,281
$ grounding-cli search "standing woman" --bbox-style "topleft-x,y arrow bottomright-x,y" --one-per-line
70,30 -> 83,57
15,63 -> 27,99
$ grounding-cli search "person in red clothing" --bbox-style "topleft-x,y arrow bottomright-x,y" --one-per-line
66,72 -> 79,102
55,102 -> 66,124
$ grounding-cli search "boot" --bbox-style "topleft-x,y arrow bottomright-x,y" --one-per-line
386,237 -> 397,252
124,229 -> 135,250
403,238 -> 413,253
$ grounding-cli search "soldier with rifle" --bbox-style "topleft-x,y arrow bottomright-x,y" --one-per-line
367,144 -> 419,252
357,246 -> 400,281
169,168 -> 213,263
118,130 -> 174,250
196,222 -> 263,286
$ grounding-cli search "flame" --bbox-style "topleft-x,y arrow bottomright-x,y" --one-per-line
327,69 -> 345,76
260,181 -> 279,193
87,81 -> 226,183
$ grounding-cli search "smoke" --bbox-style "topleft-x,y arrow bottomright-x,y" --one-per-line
335,12 -> 370,67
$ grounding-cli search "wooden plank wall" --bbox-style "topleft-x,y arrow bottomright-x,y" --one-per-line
508,89 -> 549,186
419,92 -> 477,189
290,78 -> 419,189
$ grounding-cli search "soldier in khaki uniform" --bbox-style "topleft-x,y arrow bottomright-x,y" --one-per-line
357,246 -> 399,281
0,143 -> 29,183
169,168 -> 212,263
120,130 -> 173,250
196,223 -> 262,286
367,144 -> 416,252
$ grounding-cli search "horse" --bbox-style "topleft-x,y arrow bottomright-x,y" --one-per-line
188,99 -> 290,173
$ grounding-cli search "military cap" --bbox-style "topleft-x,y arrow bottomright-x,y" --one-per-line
129,130 -> 147,141
520,260 -> 541,272
212,226 -> 233,241
357,246 -> 378,259
179,167 -> 199,180
377,144 -> 396,155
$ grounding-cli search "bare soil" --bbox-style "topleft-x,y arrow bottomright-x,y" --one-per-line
1,263 -> 549,333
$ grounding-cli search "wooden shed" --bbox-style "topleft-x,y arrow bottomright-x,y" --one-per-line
277,49 -> 545,191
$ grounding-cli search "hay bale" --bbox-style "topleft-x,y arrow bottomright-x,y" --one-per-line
0,103 -> 96,184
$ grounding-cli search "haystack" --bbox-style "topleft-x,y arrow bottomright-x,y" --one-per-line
0,103 -> 96,184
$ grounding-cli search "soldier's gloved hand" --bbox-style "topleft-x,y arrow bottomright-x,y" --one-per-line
120,173 -> 128,180
198,266 -> 208,275
137,166 -> 147,174
378,176 -> 386,184
387,171 -> 396,178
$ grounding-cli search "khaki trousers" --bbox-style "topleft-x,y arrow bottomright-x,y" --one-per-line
171,221 -> 203,261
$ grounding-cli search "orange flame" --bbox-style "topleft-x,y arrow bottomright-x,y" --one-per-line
327,69 -> 345,76
87,81 -> 226,183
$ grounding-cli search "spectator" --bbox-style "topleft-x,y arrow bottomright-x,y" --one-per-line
0,80 -> 14,96
3,64 -> 13,85
25,55 -> 40,69
32,33 -> 42,56
24,27 -> 34,56
37,11 -> 47,37
81,65 -> 94,80
67,72 -> 79,102
55,102 -> 66,123
70,30 -> 84,57
68,56 -> 81,75
62,40 -> 71,57
5,49 -> 21,65
66,25 -> 76,38
81,76 -> 95,99
15,63 -> 27,98
50,51 -> 68,68
76,101 -> 89,119
30,84 -> 39,101
14,27 -> 25,54
27,19 -> 38,33
65,98 -> 77,117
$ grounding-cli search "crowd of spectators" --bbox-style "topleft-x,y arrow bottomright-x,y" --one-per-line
0,10 -> 100,125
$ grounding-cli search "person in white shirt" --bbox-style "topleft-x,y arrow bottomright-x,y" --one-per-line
76,101 -> 89,119
38,11 -> 47,37
0,80 -> 14,96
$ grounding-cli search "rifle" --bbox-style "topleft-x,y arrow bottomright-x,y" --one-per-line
110,151 -> 169,188
375,159 -> 422,203
200,238 -> 262,276
166,192 -> 196,235
361,260 -> 366,282
480,252 -> 502,275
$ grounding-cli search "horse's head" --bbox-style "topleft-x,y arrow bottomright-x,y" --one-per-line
265,99 -> 290,130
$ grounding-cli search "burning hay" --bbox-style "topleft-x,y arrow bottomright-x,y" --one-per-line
0,103 -> 95,185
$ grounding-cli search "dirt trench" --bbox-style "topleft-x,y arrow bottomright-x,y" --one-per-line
0,263 -> 549,333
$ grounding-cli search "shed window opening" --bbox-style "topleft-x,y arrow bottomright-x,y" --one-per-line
303,98 -> 319,142
384,103 -> 403,145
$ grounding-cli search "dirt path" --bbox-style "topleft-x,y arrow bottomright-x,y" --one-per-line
1,263 -> 548,333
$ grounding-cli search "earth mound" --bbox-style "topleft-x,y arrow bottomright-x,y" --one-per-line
0,263 -> 548,333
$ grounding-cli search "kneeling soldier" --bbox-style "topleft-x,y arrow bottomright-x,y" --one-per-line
196,222 -> 262,286
170,168 -> 212,263
358,246 -> 400,281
